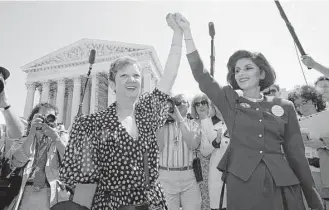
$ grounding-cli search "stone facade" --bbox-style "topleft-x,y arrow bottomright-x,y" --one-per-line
21,38 -> 163,129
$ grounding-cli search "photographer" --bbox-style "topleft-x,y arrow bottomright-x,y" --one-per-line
0,66 -> 25,210
5,102 -> 69,210
0,66 -> 24,140
156,94 -> 202,210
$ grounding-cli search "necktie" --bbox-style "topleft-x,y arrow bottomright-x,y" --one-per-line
33,147 -> 48,190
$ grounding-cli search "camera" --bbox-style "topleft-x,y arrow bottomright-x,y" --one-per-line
167,98 -> 175,114
40,114 -> 57,128
165,98 -> 175,124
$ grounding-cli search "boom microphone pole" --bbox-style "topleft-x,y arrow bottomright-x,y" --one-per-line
274,0 -> 311,69
209,22 -> 215,76
76,49 -> 96,117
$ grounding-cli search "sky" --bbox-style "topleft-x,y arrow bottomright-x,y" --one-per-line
0,0 -> 328,124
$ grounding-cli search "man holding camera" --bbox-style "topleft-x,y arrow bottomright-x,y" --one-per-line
0,66 -> 25,210
156,94 -> 202,210
0,66 -> 25,144
5,102 -> 70,210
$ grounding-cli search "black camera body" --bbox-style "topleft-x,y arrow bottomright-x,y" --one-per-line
166,98 -> 175,124
40,114 -> 57,128
167,98 -> 175,114
0,80 -> 4,94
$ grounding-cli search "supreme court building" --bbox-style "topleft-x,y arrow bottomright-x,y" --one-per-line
21,38 -> 163,129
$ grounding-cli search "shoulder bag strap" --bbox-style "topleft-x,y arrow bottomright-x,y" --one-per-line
143,152 -> 150,190
219,101 -> 238,209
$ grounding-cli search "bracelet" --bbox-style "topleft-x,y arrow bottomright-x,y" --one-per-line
1,105 -> 11,111
4,105 -> 11,110
169,52 -> 182,55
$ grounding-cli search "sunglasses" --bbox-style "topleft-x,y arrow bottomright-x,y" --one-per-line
194,100 -> 208,107
263,89 -> 277,96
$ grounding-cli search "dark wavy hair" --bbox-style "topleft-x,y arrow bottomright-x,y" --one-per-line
288,85 -> 326,115
25,102 -> 59,136
227,50 -> 276,91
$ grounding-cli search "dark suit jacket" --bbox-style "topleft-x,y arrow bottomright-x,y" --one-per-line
186,50 -> 323,209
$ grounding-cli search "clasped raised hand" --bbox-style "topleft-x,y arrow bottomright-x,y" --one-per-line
166,13 -> 181,32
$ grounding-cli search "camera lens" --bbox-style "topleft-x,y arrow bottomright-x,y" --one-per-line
45,114 -> 56,123
0,80 -> 4,93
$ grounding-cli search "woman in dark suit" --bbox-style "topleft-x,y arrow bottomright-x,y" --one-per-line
172,13 -> 324,210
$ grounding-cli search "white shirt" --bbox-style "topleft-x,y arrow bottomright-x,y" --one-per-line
200,117 -> 229,208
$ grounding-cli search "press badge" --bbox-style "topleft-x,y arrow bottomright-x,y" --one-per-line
271,105 -> 284,117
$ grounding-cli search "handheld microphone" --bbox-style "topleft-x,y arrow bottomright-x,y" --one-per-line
209,22 -> 215,38
89,49 -> 96,65
209,22 -> 215,76
76,49 -> 96,117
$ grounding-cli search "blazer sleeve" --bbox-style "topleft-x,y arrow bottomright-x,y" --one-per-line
186,51 -> 238,128
282,102 -> 323,209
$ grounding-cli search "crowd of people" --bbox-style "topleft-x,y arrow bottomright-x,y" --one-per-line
0,12 -> 329,210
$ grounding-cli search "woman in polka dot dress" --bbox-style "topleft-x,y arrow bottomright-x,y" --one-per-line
59,13 -> 183,210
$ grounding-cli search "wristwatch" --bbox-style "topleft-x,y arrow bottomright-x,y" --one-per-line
0,105 -> 11,112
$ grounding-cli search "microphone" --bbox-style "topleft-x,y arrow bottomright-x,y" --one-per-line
209,22 -> 215,38
89,49 -> 96,65
209,22 -> 215,76
76,49 -> 96,118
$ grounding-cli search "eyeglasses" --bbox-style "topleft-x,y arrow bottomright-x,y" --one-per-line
296,100 -> 315,108
175,100 -> 188,106
317,78 -> 329,82
194,100 -> 208,107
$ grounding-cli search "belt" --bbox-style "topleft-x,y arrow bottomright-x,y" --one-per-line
26,181 -> 34,186
159,165 -> 193,171
25,181 -> 50,187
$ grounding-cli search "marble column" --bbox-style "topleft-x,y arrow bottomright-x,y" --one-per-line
49,82 -> 57,106
71,76 -> 81,122
40,80 -> 50,102
65,85 -> 73,130
108,76 -> 116,106
56,79 -> 66,123
89,74 -> 99,114
143,66 -> 152,93
23,82 -> 36,119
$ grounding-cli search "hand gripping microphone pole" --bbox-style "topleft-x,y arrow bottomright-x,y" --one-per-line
274,0 -> 311,70
209,22 -> 215,76
76,49 -> 96,118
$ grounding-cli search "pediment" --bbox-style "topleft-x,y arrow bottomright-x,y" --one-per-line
21,38 -> 154,71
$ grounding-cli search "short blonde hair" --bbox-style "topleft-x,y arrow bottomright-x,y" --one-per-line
108,56 -> 142,83
190,94 -> 211,119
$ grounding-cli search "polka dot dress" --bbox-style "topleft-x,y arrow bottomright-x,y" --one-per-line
60,88 -> 169,210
